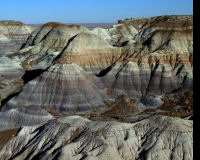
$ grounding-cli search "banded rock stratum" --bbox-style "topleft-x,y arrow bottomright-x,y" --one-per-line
0,15 -> 193,160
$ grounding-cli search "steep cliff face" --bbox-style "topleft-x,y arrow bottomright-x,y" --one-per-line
0,116 -> 193,160
0,20 -> 35,56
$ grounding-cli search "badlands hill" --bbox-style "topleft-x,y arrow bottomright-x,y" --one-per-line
0,15 -> 193,160
0,20 -> 35,56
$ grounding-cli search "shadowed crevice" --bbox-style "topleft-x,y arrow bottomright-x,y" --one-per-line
52,34 -> 78,63
0,92 -> 20,107
96,62 -> 116,77
22,69 -> 44,84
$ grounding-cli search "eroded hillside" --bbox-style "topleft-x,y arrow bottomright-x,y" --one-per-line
0,15 -> 193,160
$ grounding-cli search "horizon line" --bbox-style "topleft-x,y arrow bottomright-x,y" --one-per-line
0,14 -> 193,25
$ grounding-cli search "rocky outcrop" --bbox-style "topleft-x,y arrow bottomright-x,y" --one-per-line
0,115 -> 193,160
0,20 -> 35,56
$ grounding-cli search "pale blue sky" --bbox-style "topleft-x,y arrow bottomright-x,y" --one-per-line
0,0 -> 193,24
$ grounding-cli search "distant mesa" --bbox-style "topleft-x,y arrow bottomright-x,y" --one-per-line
41,22 -> 67,27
